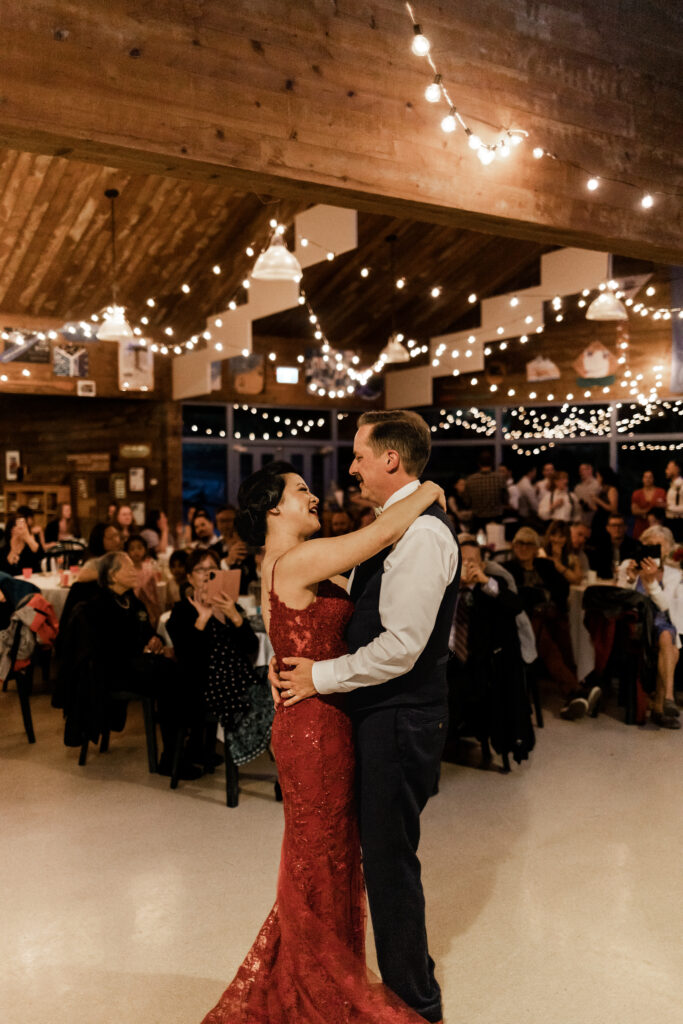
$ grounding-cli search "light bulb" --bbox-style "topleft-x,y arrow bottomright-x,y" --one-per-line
533,147 -> 544,159
641,193 -> 654,209
441,111 -> 456,133
425,79 -> 441,103
498,140 -> 510,158
431,286 -> 441,298
468,293 -> 477,304
477,147 -> 495,165
468,134 -> 482,151
411,26 -> 430,56
587,177 -> 599,191
360,267 -> 370,277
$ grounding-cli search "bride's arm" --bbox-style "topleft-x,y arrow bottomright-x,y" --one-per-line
282,482 -> 444,587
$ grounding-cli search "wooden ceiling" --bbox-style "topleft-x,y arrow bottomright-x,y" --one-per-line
0,147 -> 558,359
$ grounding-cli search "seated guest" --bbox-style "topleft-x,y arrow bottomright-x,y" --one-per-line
124,534 -> 161,628
620,528 -> 681,729
211,505 -> 256,591
540,521 -> 584,585
631,470 -> 667,540
0,513 -> 45,576
592,513 -> 640,580
167,548 -> 271,765
57,551 -> 203,778
140,509 -> 171,560
44,502 -> 81,546
506,528 -> 598,719
538,471 -> 578,523
165,549 -> 189,607
191,509 -> 220,549
115,503 -> 136,542
568,522 -> 592,579
76,522 -> 123,582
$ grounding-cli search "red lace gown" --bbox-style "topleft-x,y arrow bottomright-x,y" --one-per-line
201,579 -> 427,1024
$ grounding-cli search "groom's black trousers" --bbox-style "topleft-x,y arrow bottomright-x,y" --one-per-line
354,703 -> 448,1024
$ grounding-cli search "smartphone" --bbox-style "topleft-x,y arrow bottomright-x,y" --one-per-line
206,568 -> 241,602
638,543 -> 661,566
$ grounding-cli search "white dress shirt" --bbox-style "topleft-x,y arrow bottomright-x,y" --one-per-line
517,475 -> 539,518
666,477 -> 683,518
313,480 -> 459,695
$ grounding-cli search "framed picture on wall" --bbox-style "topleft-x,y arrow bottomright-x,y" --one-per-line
128,467 -> 145,492
5,450 -> 20,481
130,501 -> 145,526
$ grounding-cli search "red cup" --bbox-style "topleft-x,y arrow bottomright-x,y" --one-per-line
61,572 -> 70,587
22,567 -> 33,580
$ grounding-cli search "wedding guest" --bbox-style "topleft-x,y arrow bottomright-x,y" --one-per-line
212,505 -> 257,591
538,471 -> 578,523
466,450 -> 508,532
115,504 -> 136,542
569,523 -> 592,578
573,463 -> 601,527
621,526 -> 682,729
589,466 -> 620,537
329,508 -> 356,536
0,513 -> 45,576
44,502 -> 80,545
516,467 -> 539,522
535,462 -> 555,499
191,510 -> 220,549
540,521 -> 584,584
665,459 -> 683,540
593,513 -> 639,580
124,534 -> 161,628
447,477 -> 473,531
76,522 -> 123,582
165,549 -> 189,607
631,471 -> 667,540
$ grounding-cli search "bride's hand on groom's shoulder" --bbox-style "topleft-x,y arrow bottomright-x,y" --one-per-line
424,480 -> 446,512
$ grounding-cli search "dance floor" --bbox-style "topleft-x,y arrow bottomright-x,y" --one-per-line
2,688 -> 680,1024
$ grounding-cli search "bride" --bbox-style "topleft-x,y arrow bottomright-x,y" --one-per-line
201,461 -> 444,1023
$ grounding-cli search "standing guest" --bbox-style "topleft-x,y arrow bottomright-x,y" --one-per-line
516,467 -> 539,522
589,466 -> 620,537
44,502 -> 80,546
569,523 -> 592,578
191,510 -> 220,549
535,462 -> 555,499
540,521 -> 584,585
115,504 -> 136,542
538,471 -> 578,523
573,463 -> 601,527
447,476 -> 473,531
665,459 -> 683,541
631,470 -> 667,540
140,509 -> 170,559
125,534 -> 161,628
506,527 -> 599,719
0,513 -> 45,576
466,450 -> 508,533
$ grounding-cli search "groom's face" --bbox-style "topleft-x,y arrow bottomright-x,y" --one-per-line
350,425 -> 389,506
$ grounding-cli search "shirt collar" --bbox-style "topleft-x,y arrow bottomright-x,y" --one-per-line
376,479 -> 420,516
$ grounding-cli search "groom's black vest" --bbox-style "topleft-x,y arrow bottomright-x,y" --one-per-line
345,504 -> 460,714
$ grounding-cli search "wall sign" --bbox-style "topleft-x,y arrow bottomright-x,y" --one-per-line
66,453 -> 111,473
119,443 -> 151,459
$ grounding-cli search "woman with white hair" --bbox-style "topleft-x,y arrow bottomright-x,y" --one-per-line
623,524 -> 682,728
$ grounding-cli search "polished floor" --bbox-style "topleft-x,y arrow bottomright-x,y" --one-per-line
1,688 -> 681,1024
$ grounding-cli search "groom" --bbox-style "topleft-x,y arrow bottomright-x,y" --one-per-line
274,409 -> 460,1024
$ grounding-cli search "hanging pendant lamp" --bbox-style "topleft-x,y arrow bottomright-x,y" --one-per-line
251,232 -> 302,282
585,290 -> 628,321
96,188 -> 134,341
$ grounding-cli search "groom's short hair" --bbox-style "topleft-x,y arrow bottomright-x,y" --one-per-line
357,410 -> 431,476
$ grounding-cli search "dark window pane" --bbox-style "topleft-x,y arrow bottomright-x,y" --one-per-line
502,404 -> 611,441
182,404 -> 227,439
616,399 -> 683,436
419,406 -> 497,441
182,443 -> 226,515
232,405 -> 331,441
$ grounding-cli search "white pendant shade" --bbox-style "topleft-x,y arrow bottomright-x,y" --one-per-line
379,332 -> 410,363
251,235 -> 302,282
96,305 -> 135,341
585,291 -> 628,321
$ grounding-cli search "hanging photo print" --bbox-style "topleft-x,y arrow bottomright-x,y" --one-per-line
118,339 -> 154,392
53,343 -> 89,377
526,354 -> 561,382
573,340 -> 617,387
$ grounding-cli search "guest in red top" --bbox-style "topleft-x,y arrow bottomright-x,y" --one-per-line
631,470 -> 667,539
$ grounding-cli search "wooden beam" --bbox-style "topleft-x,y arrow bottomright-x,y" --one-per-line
1,1 -> 681,262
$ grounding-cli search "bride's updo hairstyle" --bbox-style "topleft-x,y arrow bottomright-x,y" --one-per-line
236,461 -> 297,546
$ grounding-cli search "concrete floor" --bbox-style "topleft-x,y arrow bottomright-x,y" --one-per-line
1,689 -> 681,1024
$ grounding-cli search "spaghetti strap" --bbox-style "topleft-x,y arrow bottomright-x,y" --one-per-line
269,555 -> 283,596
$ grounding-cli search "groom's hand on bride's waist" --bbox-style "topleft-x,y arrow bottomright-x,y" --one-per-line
275,657 -> 316,706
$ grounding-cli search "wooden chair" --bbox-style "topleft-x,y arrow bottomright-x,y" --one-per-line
78,691 -> 158,772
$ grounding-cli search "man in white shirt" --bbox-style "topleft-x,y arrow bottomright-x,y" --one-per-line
274,410 -> 459,1024
517,467 -> 539,521
665,459 -> 683,540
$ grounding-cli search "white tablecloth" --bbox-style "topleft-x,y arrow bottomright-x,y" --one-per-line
28,572 -> 71,619
569,581 -> 615,682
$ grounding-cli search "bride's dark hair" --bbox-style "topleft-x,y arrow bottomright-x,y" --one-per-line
236,461 -> 297,546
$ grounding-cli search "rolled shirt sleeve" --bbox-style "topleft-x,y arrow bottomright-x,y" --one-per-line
313,518 -> 458,694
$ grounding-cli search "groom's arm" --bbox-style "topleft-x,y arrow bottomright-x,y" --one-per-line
313,518 -> 458,694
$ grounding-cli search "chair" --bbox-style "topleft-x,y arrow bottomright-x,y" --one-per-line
78,689 -> 158,771
2,625 -> 37,743
44,539 -> 87,572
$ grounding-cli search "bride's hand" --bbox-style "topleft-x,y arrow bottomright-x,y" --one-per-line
423,481 -> 447,513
